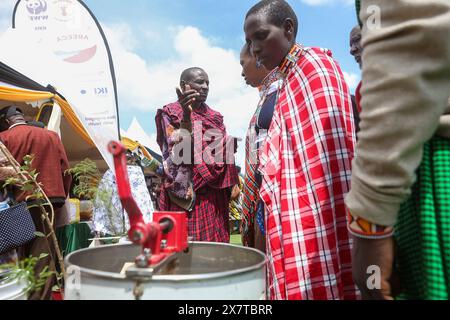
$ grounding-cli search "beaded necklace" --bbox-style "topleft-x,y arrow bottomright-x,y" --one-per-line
254,68 -> 283,122
279,43 -> 304,78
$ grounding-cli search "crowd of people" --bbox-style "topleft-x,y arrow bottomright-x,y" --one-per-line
1,0 -> 450,301
156,0 -> 450,300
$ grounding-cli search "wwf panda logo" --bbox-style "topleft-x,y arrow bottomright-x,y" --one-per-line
25,0 -> 47,15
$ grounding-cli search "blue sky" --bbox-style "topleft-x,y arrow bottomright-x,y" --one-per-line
0,0 -> 361,165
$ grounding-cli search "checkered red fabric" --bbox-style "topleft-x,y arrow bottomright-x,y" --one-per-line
259,45 -> 359,300
355,81 -> 362,113
162,189 -> 231,242
241,107 -> 260,246
190,103 -> 238,192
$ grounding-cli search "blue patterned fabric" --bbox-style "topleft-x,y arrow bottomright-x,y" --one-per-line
93,165 -> 154,236
256,200 -> 265,234
0,202 -> 36,254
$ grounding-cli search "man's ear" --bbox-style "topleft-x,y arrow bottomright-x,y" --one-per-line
283,18 -> 295,41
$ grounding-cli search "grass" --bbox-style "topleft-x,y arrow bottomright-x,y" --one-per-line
229,220 -> 242,246
230,234 -> 243,246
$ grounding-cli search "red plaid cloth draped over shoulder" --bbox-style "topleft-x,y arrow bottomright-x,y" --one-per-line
259,45 -> 359,300
156,102 -> 238,243
190,104 -> 238,192
241,109 -> 260,246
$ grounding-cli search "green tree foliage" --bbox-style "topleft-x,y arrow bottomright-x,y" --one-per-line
65,159 -> 101,200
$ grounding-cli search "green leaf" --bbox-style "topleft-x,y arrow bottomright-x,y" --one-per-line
22,184 -> 35,192
34,231 -> 46,238
38,253 -> 49,260
33,192 -> 44,199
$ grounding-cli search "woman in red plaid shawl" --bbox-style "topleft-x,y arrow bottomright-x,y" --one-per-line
244,0 -> 358,300
240,43 -> 282,252
156,67 -> 239,243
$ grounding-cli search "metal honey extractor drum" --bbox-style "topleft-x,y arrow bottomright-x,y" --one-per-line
64,242 -> 266,300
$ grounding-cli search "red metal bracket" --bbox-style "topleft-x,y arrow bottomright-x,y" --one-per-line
108,141 -> 188,267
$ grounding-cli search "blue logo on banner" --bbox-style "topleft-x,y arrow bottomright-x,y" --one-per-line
26,0 -> 47,15
94,87 -> 108,95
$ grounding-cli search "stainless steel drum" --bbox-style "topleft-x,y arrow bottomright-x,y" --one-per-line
0,271 -> 29,300
64,242 -> 266,300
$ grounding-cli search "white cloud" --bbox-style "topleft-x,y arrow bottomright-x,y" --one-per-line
105,23 -> 361,168
141,28 -> 162,43
104,24 -> 259,167
0,0 -> 16,35
301,0 -> 354,6
343,71 -> 360,92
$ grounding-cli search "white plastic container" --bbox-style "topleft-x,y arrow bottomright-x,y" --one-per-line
64,242 -> 266,300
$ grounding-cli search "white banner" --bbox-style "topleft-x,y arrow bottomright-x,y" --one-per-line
5,0 -> 120,170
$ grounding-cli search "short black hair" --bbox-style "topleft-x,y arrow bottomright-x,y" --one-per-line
245,0 -> 299,38
180,67 -> 206,84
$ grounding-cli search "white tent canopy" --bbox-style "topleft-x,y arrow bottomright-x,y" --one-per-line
0,61 -> 110,172
122,117 -> 161,158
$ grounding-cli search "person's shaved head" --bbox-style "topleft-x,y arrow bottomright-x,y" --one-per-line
245,0 -> 299,38
180,67 -> 207,85
179,67 -> 210,106
351,25 -> 361,34
350,25 -> 363,68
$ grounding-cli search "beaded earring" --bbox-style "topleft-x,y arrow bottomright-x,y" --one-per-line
256,58 -> 263,69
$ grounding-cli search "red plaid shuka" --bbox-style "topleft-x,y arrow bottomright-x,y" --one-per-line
355,81 -> 362,113
241,106 -> 260,246
156,102 -> 238,243
259,45 -> 359,300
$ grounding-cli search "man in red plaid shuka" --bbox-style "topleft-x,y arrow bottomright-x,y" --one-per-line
244,0 -> 359,300
156,67 -> 239,243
